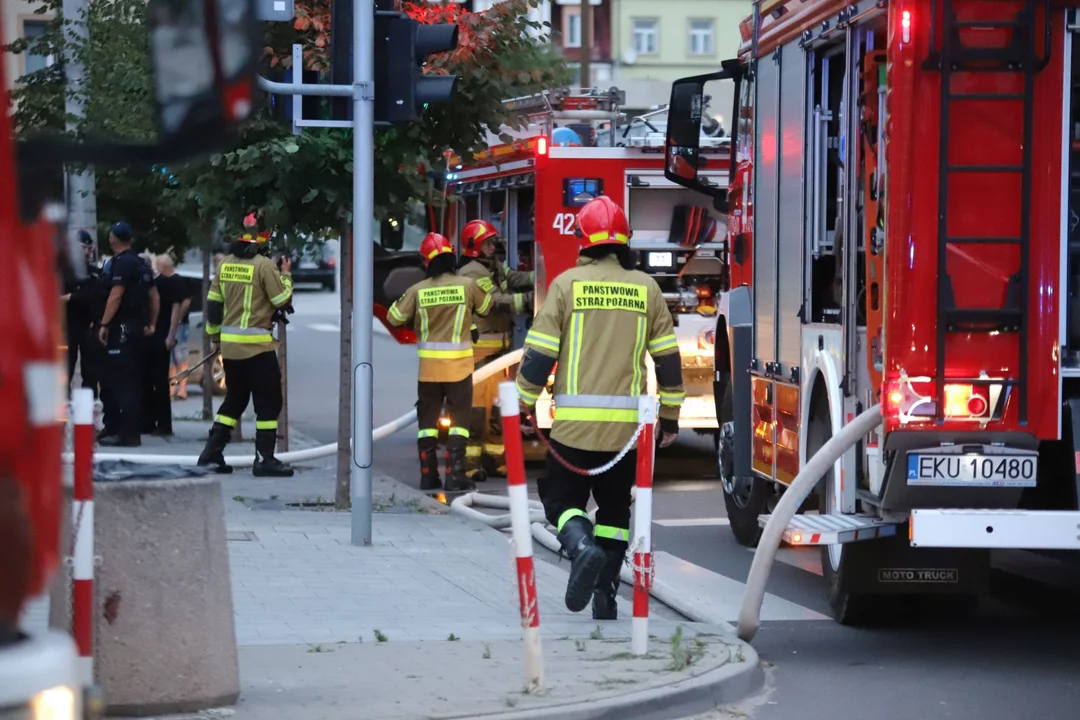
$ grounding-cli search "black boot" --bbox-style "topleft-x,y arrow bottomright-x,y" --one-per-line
557,516 -> 607,613
196,423 -> 233,474
444,436 -> 475,492
418,438 -> 441,491
252,429 -> 294,477
592,547 -> 626,620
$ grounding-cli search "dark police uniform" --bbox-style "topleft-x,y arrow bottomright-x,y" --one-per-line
64,264 -> 104,396
99,250 -> 152,443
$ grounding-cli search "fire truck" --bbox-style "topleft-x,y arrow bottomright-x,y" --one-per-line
430,87 -> 734,444
662,0 -> 1080,622
1,0 -> 258,713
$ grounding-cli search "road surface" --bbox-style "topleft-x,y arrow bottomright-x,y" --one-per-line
267,287 -> 1080,720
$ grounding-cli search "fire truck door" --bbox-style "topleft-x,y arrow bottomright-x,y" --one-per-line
505,189 -> 528,350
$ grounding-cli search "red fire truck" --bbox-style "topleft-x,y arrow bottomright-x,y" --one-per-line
1,1 -> 258,712
663,0 -> 1080,622
431,88 -> 733,443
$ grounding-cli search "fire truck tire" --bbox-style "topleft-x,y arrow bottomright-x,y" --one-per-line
718,384 -> 770,548
810,411 -> 880,625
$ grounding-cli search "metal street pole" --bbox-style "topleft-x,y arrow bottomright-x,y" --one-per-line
62,0 -> 98,247
350,0 -> 376,546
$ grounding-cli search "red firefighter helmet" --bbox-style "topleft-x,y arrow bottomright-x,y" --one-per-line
460,219 -> 499,257
573,195 -> 631,251
420,232 -> 454,266
239,211 -> 271,243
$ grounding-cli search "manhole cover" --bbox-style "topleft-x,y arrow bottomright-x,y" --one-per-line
226,531 -> 258,542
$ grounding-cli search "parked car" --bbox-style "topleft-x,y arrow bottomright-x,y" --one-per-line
289,244 -> 336,291
187,311 -> 227,395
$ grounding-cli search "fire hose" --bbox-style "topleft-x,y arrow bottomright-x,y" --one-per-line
63,349 -> 524,467
736,404 -> 882,642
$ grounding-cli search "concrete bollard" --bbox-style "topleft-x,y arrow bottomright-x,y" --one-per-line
51,477 -> 239,716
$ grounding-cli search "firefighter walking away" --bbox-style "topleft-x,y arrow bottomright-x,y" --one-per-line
197,213 -> 295,476
457,218 -> 534,479
386,232 -> 493,492
516,196 -> 683,617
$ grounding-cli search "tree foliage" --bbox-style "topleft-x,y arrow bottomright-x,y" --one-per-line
5,0 -> 570,250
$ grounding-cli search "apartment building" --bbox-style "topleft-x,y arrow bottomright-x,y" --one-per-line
613,0 -> 750,113
2,0 -> 54,92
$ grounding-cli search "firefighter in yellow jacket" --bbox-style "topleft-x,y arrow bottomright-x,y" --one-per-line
197,213 -> 295,477
516,196 -> 684,618
457,218 -> 534,480
386,232 -> 494,492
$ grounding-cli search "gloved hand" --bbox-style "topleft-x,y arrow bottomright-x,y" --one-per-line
519,406 -> 536,437
658,417 -> 679,449
471,325 -> 480,343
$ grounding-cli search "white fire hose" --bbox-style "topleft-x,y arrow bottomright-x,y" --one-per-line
736,404 -> 883,642
63,349 -> 524,468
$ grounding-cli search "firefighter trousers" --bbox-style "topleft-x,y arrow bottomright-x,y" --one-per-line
416,377 -> 473,445
537,439 -> 636,554
214,350 -> 283,433
466,346 -> 511,478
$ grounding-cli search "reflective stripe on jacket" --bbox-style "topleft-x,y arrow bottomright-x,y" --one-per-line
516,254 -> 685,452
386,272 -> 493,382
206,255 -> 293,361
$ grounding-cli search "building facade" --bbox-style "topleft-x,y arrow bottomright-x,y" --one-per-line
2,0 -> 54,93
612,0 -> 750,113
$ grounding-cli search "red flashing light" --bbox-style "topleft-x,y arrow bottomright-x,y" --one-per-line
536,137 -> 548,156
901,10 -> 912,43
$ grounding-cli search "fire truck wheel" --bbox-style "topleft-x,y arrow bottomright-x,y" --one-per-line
718,427 -> 772,548
811,411 -> 878,624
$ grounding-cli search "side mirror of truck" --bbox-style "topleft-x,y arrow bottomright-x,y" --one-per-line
664,61 -> 743,213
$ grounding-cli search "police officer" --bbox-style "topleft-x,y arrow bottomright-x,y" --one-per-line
196,214 -> 295,476
63,230 -> 103,397
457,219 -> 534,478
385,232 -> 493,492
515,196 -> 684,618
97,222 -> 159,447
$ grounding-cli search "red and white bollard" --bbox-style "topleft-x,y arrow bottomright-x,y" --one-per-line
71,387 -> 96,687
632,395 -> 656,656
498,381 -> 544,693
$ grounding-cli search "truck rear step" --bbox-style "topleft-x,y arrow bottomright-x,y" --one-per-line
757,513 -> 900,546
910,509 -> 1080,550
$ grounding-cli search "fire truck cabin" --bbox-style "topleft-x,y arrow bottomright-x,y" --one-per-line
664,0 -> 1080,622
443,87 -> 733,435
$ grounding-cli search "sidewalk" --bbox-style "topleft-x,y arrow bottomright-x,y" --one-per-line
23,418 -> 763,719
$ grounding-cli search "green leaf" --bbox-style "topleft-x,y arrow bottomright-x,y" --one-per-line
301,188 -> 318,203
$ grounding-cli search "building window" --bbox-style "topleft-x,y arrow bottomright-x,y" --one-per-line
632,19 -> 658,56
563,8 -> 581,48
23,20 -> 53,74
688,19 -> 715,56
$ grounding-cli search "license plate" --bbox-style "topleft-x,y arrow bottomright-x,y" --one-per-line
906,452 -> 1037,488
648,251 -> 673,267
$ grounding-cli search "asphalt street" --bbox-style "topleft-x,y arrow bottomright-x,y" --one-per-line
274,287 -> 1080,720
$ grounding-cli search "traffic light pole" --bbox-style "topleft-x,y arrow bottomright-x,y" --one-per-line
256,0 -> 376,547
350,0 -> 376,547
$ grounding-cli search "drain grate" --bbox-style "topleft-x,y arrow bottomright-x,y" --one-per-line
226,531 -> 258,542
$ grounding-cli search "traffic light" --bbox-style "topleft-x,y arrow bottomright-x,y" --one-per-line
374,13 -> 460,124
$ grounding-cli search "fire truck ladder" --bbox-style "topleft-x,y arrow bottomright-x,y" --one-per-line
924,0 -> 1052,425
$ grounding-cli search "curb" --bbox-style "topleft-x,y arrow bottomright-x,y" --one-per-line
373,473 -> 448,515
447,509 -> 765,719
436,644 -> 765,720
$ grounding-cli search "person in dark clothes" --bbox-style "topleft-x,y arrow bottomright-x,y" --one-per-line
97,222 -> 159,447
62,230 -> 104,397
142,254 -> 191,436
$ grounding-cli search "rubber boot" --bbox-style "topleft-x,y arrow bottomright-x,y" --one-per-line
252,429 -> 295,477
444,436 -> 475,492
557,516 -> 607,613
418,438 -> 442,491
196,423 -> 234,474
592,548 -> 626,620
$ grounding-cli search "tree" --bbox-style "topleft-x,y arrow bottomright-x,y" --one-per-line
6,0 -> 570,248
